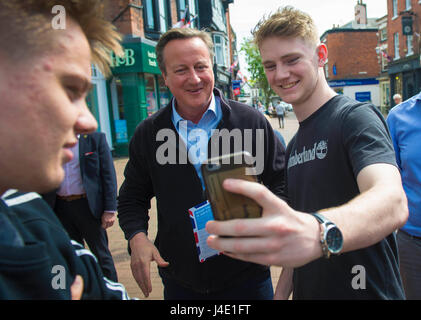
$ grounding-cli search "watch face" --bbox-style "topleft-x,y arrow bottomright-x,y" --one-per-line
325,225 -> 343,254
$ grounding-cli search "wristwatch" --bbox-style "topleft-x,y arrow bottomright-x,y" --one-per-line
311,212 -> 343,259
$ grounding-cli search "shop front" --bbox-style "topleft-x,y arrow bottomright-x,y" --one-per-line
388,56 -> 421,106
108,37 -> 171,156
328,78 -> 380,107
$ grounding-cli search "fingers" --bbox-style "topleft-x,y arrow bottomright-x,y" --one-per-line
130,242 -> 169,298
222,179 -> 286,215
154,251 -> 170,268
131,257 -> 151,298
206,215 -> 280,238
102,220 -> 114,229
101,213 -> 116,229
70,275 -> 84,300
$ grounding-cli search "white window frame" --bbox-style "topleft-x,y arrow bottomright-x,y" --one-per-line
158,0 -> 167,33
394,32 -> 400,59
407,35 -> 414,56
213,33 -> 229,68
406,0 -> 412,10
392,0 -> 398,19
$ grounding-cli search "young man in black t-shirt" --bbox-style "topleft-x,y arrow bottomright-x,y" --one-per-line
206,6 -> 408,299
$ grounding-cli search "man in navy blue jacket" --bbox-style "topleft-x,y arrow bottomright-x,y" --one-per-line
43,132 -> 118,281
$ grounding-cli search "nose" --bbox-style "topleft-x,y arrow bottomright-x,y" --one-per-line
274,66 -> 290,81
74,101 -> 98,135
189,69 -> 201,84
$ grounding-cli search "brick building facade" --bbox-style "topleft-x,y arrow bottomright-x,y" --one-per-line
321,1 -> 381,107
323,29 -> 380,81
387,0 -> 421,105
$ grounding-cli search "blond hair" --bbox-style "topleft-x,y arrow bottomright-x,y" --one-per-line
253,6 -> 319,49
0,0 -> 122,76
156,28 -> 214,74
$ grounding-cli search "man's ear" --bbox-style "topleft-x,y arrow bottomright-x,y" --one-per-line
161,70 -> 168,86
317,43 -> 328,67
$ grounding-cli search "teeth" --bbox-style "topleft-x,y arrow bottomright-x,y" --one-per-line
281,81 -> 298,89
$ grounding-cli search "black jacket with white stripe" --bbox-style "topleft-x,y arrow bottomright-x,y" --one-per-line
0,190 -> 130,299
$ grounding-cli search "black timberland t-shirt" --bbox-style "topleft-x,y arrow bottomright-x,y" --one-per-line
286,95 -> 405,299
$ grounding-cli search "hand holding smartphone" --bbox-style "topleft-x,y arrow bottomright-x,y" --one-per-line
201,151 -> 262,221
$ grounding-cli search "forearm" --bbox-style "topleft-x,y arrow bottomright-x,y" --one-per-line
117,181 -> 152,240
321,176 -> 408,253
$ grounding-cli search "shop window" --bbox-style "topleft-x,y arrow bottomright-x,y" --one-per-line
392,0 -> 398,18
213,33 -> 229,68
394,33 -> 400,59
145,0 -> 155,29
380,28 -> 387,42
407,35 -> 414,56
145,74 -> 158,116
144,0 -> 170,39
114,78 -> 125,120
86,83 -> 99,125
177,0 -> 198,28
158,76 -> 171,108
110,77 -> 129,144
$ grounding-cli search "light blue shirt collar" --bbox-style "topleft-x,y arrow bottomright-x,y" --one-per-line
171,94 -> 218,129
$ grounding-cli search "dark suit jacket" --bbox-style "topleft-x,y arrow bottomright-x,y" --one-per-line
43,132 -> 117,220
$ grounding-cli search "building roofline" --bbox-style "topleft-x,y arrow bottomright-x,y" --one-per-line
320,27 -> 378,40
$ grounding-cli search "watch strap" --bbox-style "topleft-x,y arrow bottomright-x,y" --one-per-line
311,212 -> 331,259
311,212 -> 327,224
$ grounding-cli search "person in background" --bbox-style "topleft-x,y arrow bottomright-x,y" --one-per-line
43,131 -> 119,282
275,100 -> 285,128
393,93 -> 402,106
387,91 -> 421,299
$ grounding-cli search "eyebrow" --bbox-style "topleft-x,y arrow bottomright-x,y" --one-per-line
262,53 -> 300,65
62,74 -> 93,93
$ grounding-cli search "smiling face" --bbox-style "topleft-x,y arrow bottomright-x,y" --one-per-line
260,36 -> 323,108
162,37 -> 214,121
0,20 -> 97,194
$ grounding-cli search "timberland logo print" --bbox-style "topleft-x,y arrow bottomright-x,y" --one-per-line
316,140 -> 328,160
288,140 -> 328,169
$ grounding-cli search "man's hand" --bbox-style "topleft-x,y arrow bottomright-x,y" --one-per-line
70,275 -> 84,300
129,232 -> 169,298
101,211 -> 116,229
206,179 -> 322,268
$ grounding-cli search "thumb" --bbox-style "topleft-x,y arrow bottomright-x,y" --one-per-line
153,250 -> 170,268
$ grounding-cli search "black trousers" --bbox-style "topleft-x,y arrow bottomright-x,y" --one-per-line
55,197 -> 118,282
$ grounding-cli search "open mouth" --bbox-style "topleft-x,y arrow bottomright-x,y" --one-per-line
281,81 -> 299,89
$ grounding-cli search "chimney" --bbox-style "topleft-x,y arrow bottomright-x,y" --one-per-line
355,0 -> 367,25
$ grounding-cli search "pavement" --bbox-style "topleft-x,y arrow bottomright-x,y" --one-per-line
107,111 -> 299,299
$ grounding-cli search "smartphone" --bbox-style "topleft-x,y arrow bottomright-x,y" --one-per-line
201,151 -> 262,221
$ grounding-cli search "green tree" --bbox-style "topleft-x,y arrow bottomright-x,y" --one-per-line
240,38 -> 274,106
